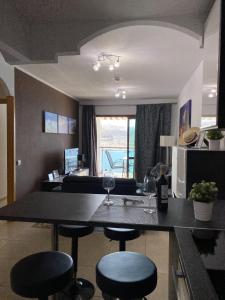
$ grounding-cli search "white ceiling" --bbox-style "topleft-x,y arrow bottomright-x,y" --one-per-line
14,0 -> 214,24
18,25 -> 203,102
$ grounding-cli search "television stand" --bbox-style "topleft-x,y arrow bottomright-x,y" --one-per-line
41,168 -> 89,191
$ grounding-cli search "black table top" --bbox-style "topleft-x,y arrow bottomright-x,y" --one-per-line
0,192 -> 105,225
0,192 -> 225,231
90,198 -> 225,231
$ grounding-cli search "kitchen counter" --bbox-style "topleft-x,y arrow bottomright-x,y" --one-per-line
0,192 -> 224,299
175,228 -> 218,300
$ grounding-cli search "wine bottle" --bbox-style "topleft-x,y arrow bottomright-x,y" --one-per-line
157,165 -> 168,211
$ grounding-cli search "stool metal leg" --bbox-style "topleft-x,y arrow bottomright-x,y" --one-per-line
119,240 -> 126,251
72,236 -> 78,275
51,224 -> 58,251
64,236 -> 95,299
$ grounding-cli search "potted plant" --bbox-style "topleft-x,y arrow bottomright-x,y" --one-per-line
206,129 -> 224,150
189,181 -> 218,221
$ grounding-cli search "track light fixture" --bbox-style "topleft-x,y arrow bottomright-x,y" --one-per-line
114,88 -> 127,99
92,53 -> 121,72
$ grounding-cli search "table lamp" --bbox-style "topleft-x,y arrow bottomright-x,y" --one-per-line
160,136 -> 176,166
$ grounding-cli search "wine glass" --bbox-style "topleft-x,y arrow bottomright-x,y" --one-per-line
102,172 -> 115,206
143,174 -> 156,214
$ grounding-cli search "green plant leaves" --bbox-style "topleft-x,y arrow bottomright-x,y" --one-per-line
189,180 -> 218,203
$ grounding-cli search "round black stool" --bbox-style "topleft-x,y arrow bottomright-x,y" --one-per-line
104,227 -> 141,251
10,251 -> 73,300
58,225 -> 95,299
96,251 -> 157,299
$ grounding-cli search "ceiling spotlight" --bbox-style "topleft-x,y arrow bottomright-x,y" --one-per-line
122,90 -> 126,94
122,94 -> 126,99
114,57 -> 120,68
208,93 -> 214,98
115,91 -> 120,98
93,63 -> 100,71
109,64 -> 114,71
211,88 -> 217,93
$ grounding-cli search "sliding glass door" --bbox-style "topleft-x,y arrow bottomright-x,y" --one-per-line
96,116 -> 135,178
127,117 -> 135,178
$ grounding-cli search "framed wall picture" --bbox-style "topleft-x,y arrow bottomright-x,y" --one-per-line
179,99 -> 192,138
58,115 -> 68,134
44,111 -> 58,133
68,118 -> 76,134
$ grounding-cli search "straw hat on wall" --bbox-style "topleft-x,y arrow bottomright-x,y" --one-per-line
179,127 -> 200,146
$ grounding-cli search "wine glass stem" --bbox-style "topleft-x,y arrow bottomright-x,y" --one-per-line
108,191 -> 110,202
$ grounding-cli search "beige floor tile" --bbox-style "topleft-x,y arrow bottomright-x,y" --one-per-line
0,222 -> 39,242
147,272 -> 168,300
0,287 -> 31,299
146,231 -> 169,274
78,233 -> 109,267
0,239 -> 50,259
15,226 -> 51,242
0,257 -> 20,287
0,222 -> 169,300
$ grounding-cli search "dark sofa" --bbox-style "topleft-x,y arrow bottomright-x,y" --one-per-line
62,175 -> 137,195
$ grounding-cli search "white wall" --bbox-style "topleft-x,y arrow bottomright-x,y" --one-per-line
177,61 -> 203,136
95,105 -> 136,116
0,52 -> 15,199
0,105 -> 7,199
0,52 -> 15,96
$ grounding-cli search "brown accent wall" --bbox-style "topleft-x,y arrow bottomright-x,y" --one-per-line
15,69 -> 79,200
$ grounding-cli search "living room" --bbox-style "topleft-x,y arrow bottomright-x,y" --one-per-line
0,0 -> 225,299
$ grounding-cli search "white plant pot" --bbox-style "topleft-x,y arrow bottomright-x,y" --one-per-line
209,139 -> 220,151
193,201 -> 214,221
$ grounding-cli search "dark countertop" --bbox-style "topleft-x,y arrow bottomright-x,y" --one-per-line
0,192 -> 225,231
90,198 -> 225,231
0,192 -> 105,225
0,192 -> 224,300
175,228 -> 218,300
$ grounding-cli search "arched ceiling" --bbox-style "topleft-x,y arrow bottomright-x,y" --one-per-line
0,0 -> 214,64
18,25 -> 203,101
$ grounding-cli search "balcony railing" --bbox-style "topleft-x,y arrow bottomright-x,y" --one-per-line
98,146 -> 134,178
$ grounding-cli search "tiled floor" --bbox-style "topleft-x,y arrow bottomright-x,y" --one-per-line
0,221 -> 169,299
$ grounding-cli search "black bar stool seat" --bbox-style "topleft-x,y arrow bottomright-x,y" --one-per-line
104,227 -> 141,251
58,224 -> 95,299
96,251 -> 157,299
10,251 -> 73,300
58,224 -> 94,238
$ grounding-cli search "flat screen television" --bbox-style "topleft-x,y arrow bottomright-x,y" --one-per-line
64,148 -> 78,174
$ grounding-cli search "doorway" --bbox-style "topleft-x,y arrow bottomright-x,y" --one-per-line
96,116 -> 135,178
0,78 -> 15,205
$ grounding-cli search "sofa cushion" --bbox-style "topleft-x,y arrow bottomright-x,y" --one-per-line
62,176 -> 137,195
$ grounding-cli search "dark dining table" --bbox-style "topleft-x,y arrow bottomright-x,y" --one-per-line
0,192 -> 224,300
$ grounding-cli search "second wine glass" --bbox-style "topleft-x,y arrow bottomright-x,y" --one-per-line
102,172 -> 115,206
143,169 -> 156,214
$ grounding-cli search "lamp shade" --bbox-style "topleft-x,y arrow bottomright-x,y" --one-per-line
160,135 -> 175,147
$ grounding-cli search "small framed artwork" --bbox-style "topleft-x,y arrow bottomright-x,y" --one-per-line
58,115 -> 68,134
68,118 -> 76,134
179,99 -> 192,138
44,112 -> 58,133
48,173 -> 54,181
52,169 -> 59,178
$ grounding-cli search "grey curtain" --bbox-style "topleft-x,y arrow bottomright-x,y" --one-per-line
135,104 -> 172,182
82,105 -> 97,176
